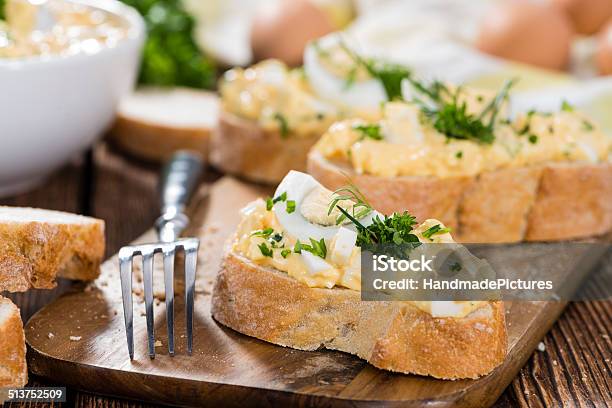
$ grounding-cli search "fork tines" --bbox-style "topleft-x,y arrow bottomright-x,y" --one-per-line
119,237 -> 199,360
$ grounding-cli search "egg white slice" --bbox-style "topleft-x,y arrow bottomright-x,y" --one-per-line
273,171 -> 380,243
303,34 -> 387,110
330,227 -> 357,265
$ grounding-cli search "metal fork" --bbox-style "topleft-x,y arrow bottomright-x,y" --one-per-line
119,151 -> 203,359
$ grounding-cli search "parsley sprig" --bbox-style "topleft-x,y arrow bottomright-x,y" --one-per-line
328,184 -> 419,246
406,78 -> 517,144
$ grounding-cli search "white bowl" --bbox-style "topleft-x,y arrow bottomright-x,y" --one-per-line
0,0 -> 145,197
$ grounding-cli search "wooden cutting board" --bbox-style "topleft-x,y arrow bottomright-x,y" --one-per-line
23,177 -> 599,407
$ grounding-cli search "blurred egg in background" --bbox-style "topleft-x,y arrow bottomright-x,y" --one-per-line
552,0 -> 612,35
596,19 -> 612,75
251,0 -> 354,66
475,0 -> 573,71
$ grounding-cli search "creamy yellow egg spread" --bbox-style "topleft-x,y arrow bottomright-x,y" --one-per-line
231,171 -> 485,318
0,0 -> 128,59
314,85 -> 612,178
220,60 -> 343,138
219,35 -> 395,138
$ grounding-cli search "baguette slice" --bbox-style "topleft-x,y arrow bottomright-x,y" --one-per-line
0,207 -> 105,292
109,87 -> 219,162
0,296 -> 27,388
308,151 -> 612,242
212,251 -> 507,380
210,110 -> 321,184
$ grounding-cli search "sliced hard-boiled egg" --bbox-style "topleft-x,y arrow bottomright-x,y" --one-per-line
273,171 -> 380,243
380,102 -> 426,145
330,227 -> 357,265
300,251 -> 335,287
303,34 -> 387,110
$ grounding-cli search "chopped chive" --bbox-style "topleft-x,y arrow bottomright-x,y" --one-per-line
273,112 -> 289,138
286,200 -> 296,214
258,243 -> 273,258
422,224 -> 451,240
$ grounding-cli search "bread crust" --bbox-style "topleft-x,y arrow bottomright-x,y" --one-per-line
108,88 -> 217,162
0,296 -> 27,388
307,151 -> 612,242
109,116 -> 210,163
212,251 -> 507,379
0,211 -> 105,292
210,110 -> 321,185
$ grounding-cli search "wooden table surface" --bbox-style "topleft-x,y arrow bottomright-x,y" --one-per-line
1,143 -> 610,408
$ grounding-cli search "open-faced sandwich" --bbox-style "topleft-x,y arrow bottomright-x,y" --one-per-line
212,171 -> 506,379
308,79 -> 612,242
210,35 -> 411,184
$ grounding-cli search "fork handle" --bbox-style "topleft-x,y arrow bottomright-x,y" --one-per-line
159,151 -> 203,218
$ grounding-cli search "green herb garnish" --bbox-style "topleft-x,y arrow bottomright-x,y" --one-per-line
286,200 -> 296,214
353,123 -> 383,141
528,134 -> 538,144
266,192 -> 288,210
450,262 -> 462,272
274,112 -> 290,138
328,183 -> 373,225
281,249 -> 291,258
258,243 -> 273,258
329,184 -> 419,246
406,78 -> 516,145
422,224 -> 451,240
582,120 -> 594,131
456,151 -> 463,159
339,42 -> 411,101
294,238 -> 327,259
251,228 -> 274,238
561,100 -> 574,112
119,0 -> 215,88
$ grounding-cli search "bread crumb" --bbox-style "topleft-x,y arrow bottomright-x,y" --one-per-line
70,336 -> 82,341
154,340 -> 162,347
537,342 -> 545,352
48,333 -> 54,339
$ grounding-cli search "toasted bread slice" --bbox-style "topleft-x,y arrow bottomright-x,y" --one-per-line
0,207 -> 105,292
109,87 -> 219,162
0,296 -> 27,388
212,251 -> 507,380
308,151 -> 612,242
210,110 -> 321,184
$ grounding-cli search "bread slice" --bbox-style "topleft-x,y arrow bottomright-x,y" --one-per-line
109,87 -> 219,162
209,110 -> 321,184
308,151 -> 612,242
0,207 -> 105,292
212,251 -> 507,380
0,296 -> 27,388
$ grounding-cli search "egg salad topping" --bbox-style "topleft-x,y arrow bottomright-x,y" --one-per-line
314,80 -> 612,178
220,34 -> 412,138
233,171 -> 485,318
221,59 -> 343,138
0,0 -> 128,59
